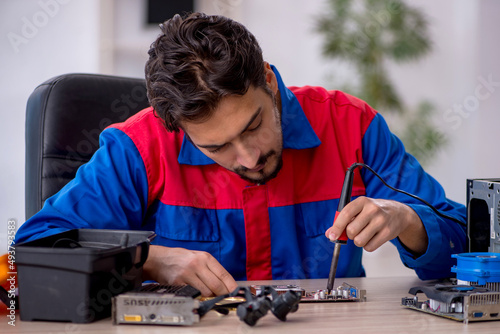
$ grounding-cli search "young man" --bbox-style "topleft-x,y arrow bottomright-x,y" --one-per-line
16,13 -> 466,296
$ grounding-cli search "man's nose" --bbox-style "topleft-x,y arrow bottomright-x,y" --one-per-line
235,142 -> 260,170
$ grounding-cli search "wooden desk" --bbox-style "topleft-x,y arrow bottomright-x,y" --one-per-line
1,277 -> 498,333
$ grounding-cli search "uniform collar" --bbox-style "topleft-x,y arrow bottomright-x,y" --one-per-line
178,65 -> 321,165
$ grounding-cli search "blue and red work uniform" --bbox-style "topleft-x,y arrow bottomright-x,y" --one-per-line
16,66 -> 466,281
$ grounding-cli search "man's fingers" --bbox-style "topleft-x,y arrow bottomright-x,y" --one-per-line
205,256 -> 238,295
182,253 -> 237,297
180,263 -> 232,297
142,247 -> 237,297
325,212 -> 350,241
183,274 -> 214,297
325,197 -> 424,253
188,265 -> 236,297
325,199 -> 364,241
359,230 -> 388,252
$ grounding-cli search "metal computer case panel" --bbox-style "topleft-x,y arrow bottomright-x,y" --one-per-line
467,179 -> 500,253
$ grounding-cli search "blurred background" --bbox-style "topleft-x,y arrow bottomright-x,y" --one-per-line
1,0 -> 499,278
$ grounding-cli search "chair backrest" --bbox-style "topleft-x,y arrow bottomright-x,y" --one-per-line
25,73 -> 150,219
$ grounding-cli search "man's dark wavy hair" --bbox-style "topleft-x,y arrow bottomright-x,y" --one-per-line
145,12 -> 267,132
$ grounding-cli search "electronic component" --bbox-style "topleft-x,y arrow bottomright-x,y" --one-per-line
467,179 -> 500,253
114,284 -> 301,327
251,282 -> 366,303
401,179 -> 500,323
112,284 -> 201,326
401,284 -> 500,323
450,252 -> 500,292
198,285 -> 301,326
238,286 -> 300,325
452,252 -> 500,286
250,284 -> 305,297
402,251 -> 500,323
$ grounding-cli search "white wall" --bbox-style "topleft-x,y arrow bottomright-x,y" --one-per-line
1,0 -> 499,277
0,0 -> 101,252
386,0 -> 500,207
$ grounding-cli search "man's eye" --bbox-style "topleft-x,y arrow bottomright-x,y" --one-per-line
209,146 -> 223,154
247,118 -> 262,132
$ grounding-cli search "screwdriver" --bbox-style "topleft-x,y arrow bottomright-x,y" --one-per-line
326,165 -> 356,294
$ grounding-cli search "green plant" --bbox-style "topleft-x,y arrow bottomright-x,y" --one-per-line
317,0 -> 445,165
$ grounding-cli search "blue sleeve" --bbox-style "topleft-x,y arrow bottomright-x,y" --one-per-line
15,128 -> 149,243
361,113 -> 467,280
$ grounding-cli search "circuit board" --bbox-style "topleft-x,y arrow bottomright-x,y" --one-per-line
401,285 -> 500,323
251,282 -> 366,303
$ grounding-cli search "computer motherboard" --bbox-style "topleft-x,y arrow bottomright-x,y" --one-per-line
251,282 -> 366,303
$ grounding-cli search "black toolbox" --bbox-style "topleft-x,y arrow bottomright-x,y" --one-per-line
16,229 -> 155,323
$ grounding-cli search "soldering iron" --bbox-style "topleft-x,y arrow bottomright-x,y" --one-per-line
326,164 -> 355,294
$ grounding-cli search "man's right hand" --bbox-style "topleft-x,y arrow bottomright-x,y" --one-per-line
143,245 -> 238,297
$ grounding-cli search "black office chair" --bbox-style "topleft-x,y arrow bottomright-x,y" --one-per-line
25,74 -> 150,219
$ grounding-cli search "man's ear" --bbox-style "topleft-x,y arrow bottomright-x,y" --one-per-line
264,62 -> 278,94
